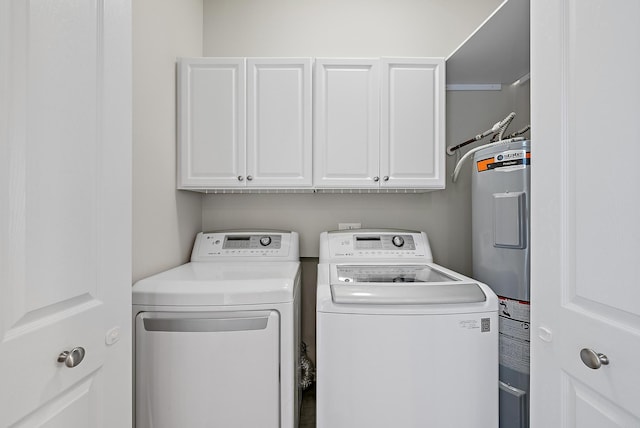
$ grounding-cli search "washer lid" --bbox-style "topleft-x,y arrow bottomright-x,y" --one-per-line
330,264 -> 486,304
132,262 -> 300,306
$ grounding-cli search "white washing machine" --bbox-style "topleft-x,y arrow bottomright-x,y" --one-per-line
316,229 -> 499,428
132,230 -> 301,428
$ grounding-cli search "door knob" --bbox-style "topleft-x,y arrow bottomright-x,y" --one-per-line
57,347 -> 86,368
383,176 -> 389,181
580,348 -> 609,369
246,175 -> 253,181
373,176 -> 379,182
237,176 -> 244,181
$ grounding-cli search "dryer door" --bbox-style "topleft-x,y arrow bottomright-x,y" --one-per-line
135,310 -> 280,428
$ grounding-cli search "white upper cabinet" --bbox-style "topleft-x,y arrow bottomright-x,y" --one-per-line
313,59 -> 381,188
179,57 -> 444,191
247,59 -> 312,187
178,58 -> 312,190
178,58 -> 246,188
314,58 -> 445,190
380,58 -> 445,189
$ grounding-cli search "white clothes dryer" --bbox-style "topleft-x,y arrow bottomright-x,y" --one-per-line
316,229 -> 498,428
133,230 -> 301,428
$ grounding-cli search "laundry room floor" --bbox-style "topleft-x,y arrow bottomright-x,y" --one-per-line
299,386 -> 316,428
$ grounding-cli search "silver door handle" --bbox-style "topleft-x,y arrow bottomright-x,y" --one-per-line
237,176 -> 244,181
373,176 -> 379,182
580,348 -> 609,369
246,175 -> 253,181
383,176 -> 389,181
57,347 -> 86,368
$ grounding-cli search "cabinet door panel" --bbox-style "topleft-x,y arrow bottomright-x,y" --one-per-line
381,58 -> 445,188
314,59 -> 380,188
178,58 -> 245,188
247,59 -> 312,187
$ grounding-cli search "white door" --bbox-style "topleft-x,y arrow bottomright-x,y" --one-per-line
247,58 -> 312,187
531,1 -> 640,427
0,1 -> 132,426
313,59 -> 380,188
380,58 -> 445,189
177,58 -> 246,189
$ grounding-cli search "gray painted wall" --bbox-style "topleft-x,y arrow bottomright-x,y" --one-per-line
131,0 -> 530,279
202,0 -> 504,58
133,0 -> 205,283
199,0 -> 524,271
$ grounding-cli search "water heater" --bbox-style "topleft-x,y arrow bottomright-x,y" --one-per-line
472,140 -> 530,428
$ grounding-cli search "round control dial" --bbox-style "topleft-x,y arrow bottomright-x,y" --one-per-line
259,236 -> 272,246
392,236 -> 405,248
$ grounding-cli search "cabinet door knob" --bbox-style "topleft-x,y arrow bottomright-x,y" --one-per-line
237,176 -> 244,181
580,348 -> 609,369
383,176 -> 389,181
373,176 -> 379,182
246,175 -> 253,181
57,347 -> 86,368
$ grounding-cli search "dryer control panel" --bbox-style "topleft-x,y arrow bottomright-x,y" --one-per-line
190,231 -> 299,261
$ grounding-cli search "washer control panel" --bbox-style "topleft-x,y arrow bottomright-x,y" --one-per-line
190,231 -> 296,261
353,234 -> 415,251
323,230 -> 431,261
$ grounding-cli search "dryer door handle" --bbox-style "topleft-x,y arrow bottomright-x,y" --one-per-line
141,312 -> 273,333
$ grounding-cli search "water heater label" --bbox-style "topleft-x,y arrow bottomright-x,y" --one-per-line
498,296 -> 530,374
477,150 -> 530,172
